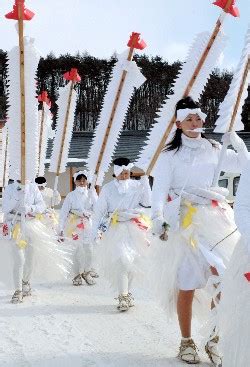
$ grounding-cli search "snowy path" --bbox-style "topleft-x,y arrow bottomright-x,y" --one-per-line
0,279 -> 212,367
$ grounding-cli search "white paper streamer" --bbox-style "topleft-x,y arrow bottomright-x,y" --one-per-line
38,104 -> 54,176
7,37 -> 40,181
214,26 -> 250,133
49,82 -> 77,174
86,49 -> 146,186
0,126 -> 9,186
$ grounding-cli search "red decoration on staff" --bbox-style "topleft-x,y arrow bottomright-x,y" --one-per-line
213,0 -> 240,17
127,32 -> 147,50
38,91 -> 51,108
244,272 -> 250,282
5,0 -> 35,20
63,68 -> 81,83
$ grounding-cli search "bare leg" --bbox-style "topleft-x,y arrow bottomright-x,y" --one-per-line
177,289 -> 195,338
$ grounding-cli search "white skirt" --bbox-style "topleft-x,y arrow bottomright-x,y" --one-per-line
219,238 -> 250,367
64,213 -> 92,244
149,202 -> 239,319
0,217 -> 74,288
98,221 -> 150,291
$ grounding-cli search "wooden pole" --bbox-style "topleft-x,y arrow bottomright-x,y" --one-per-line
38,103 -> 45,174
94,47 -> 134,185
18,2 -> 26,185
145,0 -> 234,176
228,59 -> 250,132
69,166 -> 73,192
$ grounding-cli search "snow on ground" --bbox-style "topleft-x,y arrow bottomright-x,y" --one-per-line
0,278 -> 212,367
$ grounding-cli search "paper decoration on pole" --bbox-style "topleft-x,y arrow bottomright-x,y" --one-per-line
212,26 -> 250,186
136,0 -> 239,176
37,91 -> 54,176
5,0 -> 39,183
87,32 -> 146,186
49,68 -> 80,194
0,126 -> 9,188
214,27 -> 250,133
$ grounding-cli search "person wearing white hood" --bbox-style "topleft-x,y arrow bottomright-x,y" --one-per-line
35,176 -> 61,208
2,180 -> 46,303
91,157 -> 152,312
151,96 -> 249,365
59,171 -> 98,286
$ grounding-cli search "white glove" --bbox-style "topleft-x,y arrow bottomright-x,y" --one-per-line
152,216 -> 164,235
222,131 -> 246,152
18,204 -> 31,215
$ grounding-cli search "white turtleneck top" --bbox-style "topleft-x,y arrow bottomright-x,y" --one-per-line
152,134 -> 248,219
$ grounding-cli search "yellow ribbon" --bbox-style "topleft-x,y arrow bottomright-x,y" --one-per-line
66,214 -> 79,237
111,211 -> 119,226
139,214 -> 152,229
35,214 -> 43,221
182,202 -> 197,229
12,223 -> 21,240
12,223 -> 28,249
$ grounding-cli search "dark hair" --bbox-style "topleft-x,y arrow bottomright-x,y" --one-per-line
164,96 -> 214,152
35,176 -> 47,185
175,96 -> 200,115
75,174 -> 87,181
113,157 -> 130,166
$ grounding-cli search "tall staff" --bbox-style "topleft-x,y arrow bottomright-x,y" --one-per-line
49,68 -> 81,204
87,32 -> 146,189
136,0 -> 239,176
5,0 -> 35,184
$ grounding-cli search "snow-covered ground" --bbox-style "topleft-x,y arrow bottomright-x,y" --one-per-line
0,278 -> 212,367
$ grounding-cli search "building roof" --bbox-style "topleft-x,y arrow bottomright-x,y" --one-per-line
46,130 -> 250,167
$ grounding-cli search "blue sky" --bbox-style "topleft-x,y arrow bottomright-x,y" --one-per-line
1,0 -> 249,70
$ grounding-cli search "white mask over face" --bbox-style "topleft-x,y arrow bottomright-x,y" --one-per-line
76,186 -> 87,194
115,179 -> 130,194
12,181 -> 22,191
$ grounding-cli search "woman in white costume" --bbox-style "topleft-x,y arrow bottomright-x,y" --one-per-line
2,180 -> 46,303
35,176 -> 61,208
92,157 -> 151,312
219,160 -> 250,367
59,171 -> 98,286
151,97 -> 249,365
34,176 -> 61,233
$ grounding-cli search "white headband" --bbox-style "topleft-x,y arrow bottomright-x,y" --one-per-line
73,170 -> 89,182
114,163 -> 134,177
176,108 -> 207,123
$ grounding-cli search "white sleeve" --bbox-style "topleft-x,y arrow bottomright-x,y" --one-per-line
234,161 -> 250,240
139,176 -> 151,208
2,188 -> 18,215
220,147 -> 249,174
86,187 -> 98,210
59,194 -> 72,232
91,188 -> 108,237
54,191 -> 61,206
31,187 -> 46,214
151,152 -> 173,219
